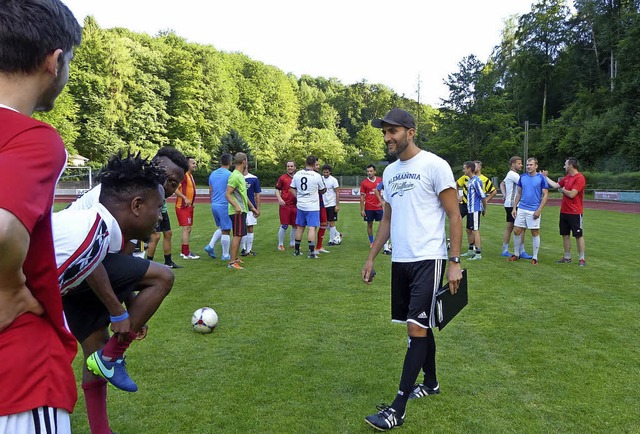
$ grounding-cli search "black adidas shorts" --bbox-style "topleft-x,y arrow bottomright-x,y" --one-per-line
559,212 -> 583,238
391,259 -> 445,329
154,210 -> 171,233
63,253 -> 150,343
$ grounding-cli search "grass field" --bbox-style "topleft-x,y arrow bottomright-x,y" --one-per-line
65,202 -> 639,433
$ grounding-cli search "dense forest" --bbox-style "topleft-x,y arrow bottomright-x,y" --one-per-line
37,0 -> 640,186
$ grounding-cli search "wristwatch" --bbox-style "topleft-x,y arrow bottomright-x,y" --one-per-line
448,256 -> 461,264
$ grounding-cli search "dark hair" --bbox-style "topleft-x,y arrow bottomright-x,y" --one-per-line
366,164 -> 376,171
567,157 -> 579,170
321,164 -> 332,172
464,161 -> 476,172
98,151 -> 167,204
0,0 -> 82,73
220,153 -> 232,166
154,146 -> 189,173
305,155 -> 317,166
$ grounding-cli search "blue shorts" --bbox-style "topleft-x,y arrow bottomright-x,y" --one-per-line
212,205 -> 232,230
364,209 -> 383,223
296,209 -> 320,227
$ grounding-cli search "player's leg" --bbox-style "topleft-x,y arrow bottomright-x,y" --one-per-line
573,214 -> 586,265
469,213 -> 482,260
80,328 -> 112,434
502,207 -> 515,256
146,231 -> 161,261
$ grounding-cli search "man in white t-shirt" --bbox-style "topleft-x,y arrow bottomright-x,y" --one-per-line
362,108 -> 462,432
322,164 -> 343,245
499,156 -> 531,258
290,155 -> 326,258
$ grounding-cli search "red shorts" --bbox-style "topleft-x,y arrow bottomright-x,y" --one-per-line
279,204 -> 297,226
176,206 -> 194,227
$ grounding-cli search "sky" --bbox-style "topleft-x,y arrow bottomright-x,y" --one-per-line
62,0 -> 535,107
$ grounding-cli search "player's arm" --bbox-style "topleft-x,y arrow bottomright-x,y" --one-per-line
275,182 -> 285,206
174,186 -> 190,206
440,187 -> 463,294
541,170 -> 561,189
360,189 -> 366,217
225,185 -> 242,213
535,189 -> 549,218
0,209 -> 44,331
85,262 -> 130,335
500,180 -> 506,197
361,201 -> 391,284
335,181 -> 341,211
512,187 -> 522,218
254,193 -> 261,217
486,185 -> 497,202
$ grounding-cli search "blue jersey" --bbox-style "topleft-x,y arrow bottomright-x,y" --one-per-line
517,173 -> 549,211
467,175 -> 485,213
208,167 -> 231,207
244,173 -> 262,208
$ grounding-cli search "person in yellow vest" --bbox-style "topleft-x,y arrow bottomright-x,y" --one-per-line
175,157 -> 200,259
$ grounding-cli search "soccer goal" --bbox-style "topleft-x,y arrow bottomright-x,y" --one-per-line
57,166 -> 93,196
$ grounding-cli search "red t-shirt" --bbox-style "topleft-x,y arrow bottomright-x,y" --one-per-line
360,176 -> 383,210
176,172 -> 196,208
0,108 -> 77,415
275,173 -> 296,206
558,172 -> 586,214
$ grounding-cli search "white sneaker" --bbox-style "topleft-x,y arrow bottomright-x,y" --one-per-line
316,248 -> 330,254
180,252 -> 200,259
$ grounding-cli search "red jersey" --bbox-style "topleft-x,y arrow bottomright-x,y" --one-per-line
360,176 -> 383,210
276,173 -> 296,206
176,172 -> 196,208
558,172 -> 586,214
0,108 -> 77,415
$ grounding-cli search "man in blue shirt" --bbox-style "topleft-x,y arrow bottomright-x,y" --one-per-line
205,154 -> 233,260
508,157 -> 549,265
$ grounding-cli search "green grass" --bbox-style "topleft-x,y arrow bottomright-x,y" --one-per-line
64,202 -> 639,433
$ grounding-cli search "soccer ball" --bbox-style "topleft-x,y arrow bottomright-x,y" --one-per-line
331,234 -> 343,245
191,307 -> 218,333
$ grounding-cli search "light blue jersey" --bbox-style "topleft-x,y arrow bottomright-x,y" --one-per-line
517,173 -> 549,211
209,167 -> 231,207
467,175 -> 485,213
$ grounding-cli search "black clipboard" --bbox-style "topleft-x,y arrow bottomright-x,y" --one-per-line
435,269 -> 468,330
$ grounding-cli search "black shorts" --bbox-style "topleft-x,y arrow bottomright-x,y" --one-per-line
325,206 -> 338,222
155,210 -> 171,233
466,211 -> 481,231
231,212 -> 248,237
391,259 -> 445,329
504,207 -> 515,223
459,203 -> 468,218
63,253 -> 150,342
364,209 -> 383,223
559,213 -> 583,237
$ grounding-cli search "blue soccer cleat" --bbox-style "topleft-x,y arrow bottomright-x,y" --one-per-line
87,349 -> 138,392
204,245 -> 216,259
520,251 -> 533,259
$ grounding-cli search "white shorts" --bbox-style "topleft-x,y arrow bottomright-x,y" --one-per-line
0,407 -> 70,434
246,212 -> 258,226
515,208 -> 541,229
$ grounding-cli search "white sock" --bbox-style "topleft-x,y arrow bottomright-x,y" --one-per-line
241,235 -> 247,251
246,233 -> 254,252
221,234 -> 231,256
209,228 -> 222,248
329,226 -> 337,239
290,229 -> 296,247
532,235 -> 540,259
278,226 -> 286,246
502,243 -> 509,253
513,235 -> 522,257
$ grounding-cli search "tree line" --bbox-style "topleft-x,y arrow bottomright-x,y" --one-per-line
37,1 -> 640,188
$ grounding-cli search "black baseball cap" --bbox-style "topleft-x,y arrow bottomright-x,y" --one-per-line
371,108 -> 416,129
